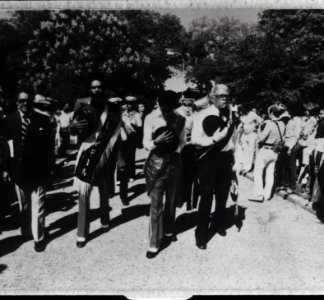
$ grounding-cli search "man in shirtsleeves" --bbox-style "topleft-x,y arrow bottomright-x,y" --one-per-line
143,90 -> 186,259
191,84 -> 236,249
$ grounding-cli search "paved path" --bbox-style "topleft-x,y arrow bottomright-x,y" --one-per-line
1,149 -> 324,295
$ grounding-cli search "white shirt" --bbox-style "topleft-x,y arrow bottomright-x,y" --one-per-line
59,111 -> 73,129
143,108 -> 186,154
191,104 -> 235,152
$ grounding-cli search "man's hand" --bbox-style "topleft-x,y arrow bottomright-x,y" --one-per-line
154,131 -> 174,146
212,126 -> 229,143
2,171 -> 11,183
70,116 -> 88,132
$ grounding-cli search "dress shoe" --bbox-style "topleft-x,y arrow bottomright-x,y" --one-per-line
121,198 -> 129,206
196,243 -> 207,250
248,197 -> 264,202
146,250 -> 159,259
76,240 -> 87,248
165,234 -> 177,242
217,227 -> 227,237
101,224 -> 110,232
34,240 -> 46,252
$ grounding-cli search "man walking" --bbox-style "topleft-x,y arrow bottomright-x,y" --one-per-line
143,90 -> 186,258
191,84 -> 236,249
1,91 -> 55,252
71,79 -> 121,248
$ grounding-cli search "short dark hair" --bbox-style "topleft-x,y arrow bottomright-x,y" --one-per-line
157,90 -> 179,109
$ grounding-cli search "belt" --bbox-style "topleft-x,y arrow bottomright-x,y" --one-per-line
262,145 -> 274,150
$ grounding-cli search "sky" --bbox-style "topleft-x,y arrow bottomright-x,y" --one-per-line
156,8 -> 261,29
0,8 -> 261,27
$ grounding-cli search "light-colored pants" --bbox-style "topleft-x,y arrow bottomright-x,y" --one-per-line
15,183 -> 46,242
235,132 -> 258,172
75,176 -> 111,239
252,147 -> 278,200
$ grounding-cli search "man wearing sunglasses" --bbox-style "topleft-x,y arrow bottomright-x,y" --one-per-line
191,84 -> 236,249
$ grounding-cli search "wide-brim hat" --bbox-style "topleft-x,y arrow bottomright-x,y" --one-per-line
34,95 -> 58,107
152,126 -> 179,155
108,97 -> 123,104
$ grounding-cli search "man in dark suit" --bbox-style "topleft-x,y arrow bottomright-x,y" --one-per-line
1,91 -> 55,252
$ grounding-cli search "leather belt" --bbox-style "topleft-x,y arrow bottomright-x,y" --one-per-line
263,145 -> 274,150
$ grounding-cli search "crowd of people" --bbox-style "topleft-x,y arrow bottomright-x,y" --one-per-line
0,78 -> 324,259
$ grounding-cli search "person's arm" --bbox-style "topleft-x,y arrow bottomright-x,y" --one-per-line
257,121 -> 271,143
134,113 -> 143,128
190,113 -> 214,147
0,118 -> 11,181
143,114 -> 156,151
178,118 -> 186,151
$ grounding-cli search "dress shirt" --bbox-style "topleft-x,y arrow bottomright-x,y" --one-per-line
258,119 -> 285,145
284,116 -> 303,150
122,110 -> 142,135
59,111 -> 73,129
143,108 -> 186,154
191,104 -> 235,152
176,106 -> 193,143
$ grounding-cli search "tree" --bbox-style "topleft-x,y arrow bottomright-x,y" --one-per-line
3,10 -> 186,105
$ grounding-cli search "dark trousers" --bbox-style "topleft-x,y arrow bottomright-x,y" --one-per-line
149,154 -> 180,249
288,143 -> 303,188
59,128 -> 70,154
179,144 -> 198,210
196,154 -> 232,245
117,140 -> 134,200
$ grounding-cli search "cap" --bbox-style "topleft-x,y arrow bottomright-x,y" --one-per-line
125,96 -> 137,102
108,97 -> 123,104
17,92 -> 31,102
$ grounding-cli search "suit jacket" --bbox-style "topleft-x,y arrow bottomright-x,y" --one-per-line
1,111 -> 55,189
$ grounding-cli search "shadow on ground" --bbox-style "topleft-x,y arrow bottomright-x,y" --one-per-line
0,235 -> 30,258
45,191 -> 78,215
0,264 -> 7,274
87,204 -> 150,242
208,205 -> 247,243
127,183 -> 147,202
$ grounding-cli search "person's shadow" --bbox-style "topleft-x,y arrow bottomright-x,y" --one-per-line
0,235 -> 29,258
158,210 -> 199,253
45,191 -> 78,215
0,264 -> 7,273
127,183 -> 147,202
87,204 -> 150,242
208,204 -> 247,243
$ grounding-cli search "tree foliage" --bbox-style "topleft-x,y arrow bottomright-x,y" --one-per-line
186,10 -> 324,109
0,10 -> 187,105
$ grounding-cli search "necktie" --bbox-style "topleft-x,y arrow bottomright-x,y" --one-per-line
21,115 -> 30,145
